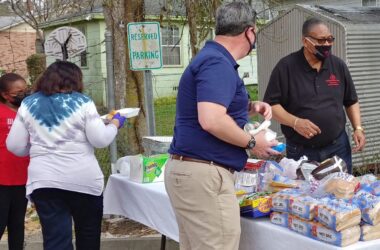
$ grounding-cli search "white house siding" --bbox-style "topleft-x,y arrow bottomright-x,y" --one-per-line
151,24 -> 259,99
150,24 -> 190,99
274,0 -> 362,9
44,20 -> 107,106
238,51 -> 259,86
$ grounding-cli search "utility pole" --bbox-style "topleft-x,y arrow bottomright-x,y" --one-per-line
105,30 -> 118,172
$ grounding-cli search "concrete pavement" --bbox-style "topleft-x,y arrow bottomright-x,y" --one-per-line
0,236 -> 180,250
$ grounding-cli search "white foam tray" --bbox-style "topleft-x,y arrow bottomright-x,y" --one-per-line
101,108 -> 140,120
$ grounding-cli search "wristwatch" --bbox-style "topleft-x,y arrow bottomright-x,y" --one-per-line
355,126 -> 364,133
245,135 -> 256,149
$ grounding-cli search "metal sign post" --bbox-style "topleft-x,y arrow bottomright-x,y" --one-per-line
144,70 -> 156,136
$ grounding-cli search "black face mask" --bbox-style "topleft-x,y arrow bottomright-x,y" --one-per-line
251,37 -> 256,50
314,45 -> 332,61
9,92 -> 29,107
245,29 -> 256,55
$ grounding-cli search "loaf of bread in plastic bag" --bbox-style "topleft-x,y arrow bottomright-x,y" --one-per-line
360,223 -> 380,241
352,190 -> 380,225
289,195 -> 319,220
270,212 -> 288,227
310,172 -> 359,199
288,214 -> 314,237
271,188 -> 303,213
316,198 -> 361,231
312,224 -> 360,247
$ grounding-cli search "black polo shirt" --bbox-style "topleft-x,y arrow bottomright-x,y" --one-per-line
264,47 -> 358,147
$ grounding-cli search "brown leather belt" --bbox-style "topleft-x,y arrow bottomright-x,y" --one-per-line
170,154 -> 235,174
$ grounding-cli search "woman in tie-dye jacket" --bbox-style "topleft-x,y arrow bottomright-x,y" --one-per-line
6,61 -> 126,250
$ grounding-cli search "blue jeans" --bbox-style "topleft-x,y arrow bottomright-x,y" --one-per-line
286,131 -> 353,174
31,188 -> 103,250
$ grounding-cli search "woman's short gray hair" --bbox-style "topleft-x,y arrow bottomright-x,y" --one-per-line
215,1 -> 256,36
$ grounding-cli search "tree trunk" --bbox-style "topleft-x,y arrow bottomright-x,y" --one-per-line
124,0 -> 147,154
184,0 -> 222,58
103,0 -> 146,155
103,0 -> 126,110
185,0 -> 198,57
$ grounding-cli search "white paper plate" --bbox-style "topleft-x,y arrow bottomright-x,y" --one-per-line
101,108 -> 140,120
142,136 -> 173,143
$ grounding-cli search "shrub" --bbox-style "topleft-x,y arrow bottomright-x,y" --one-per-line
26,54 -> 46,85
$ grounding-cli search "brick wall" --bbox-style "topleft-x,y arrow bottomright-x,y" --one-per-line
0,29 -> 36,79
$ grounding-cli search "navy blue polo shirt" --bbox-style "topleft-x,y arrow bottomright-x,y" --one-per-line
168,41 -> 249,171
264,47 -> 358,147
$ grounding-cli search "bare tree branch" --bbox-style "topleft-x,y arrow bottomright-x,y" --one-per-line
10,2 -> 35,29
10,0 -> 98,52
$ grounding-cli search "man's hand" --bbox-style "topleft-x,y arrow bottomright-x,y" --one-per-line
293,118 -> 321,139
249,101 -> 272,120
352,130 -> 365,152
249,130 -> 279,158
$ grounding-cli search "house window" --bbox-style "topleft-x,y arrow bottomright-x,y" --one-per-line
80,50 -> 88,67
162,26 -> 181,66
77,26 -> 87,67
362,0 -> 377,6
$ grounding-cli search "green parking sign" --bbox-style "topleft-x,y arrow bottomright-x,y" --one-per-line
127,22 -> 163,70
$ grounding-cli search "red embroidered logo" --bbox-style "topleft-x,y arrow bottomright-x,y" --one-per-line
326,74 -> 340,86
7,118 -> 13,130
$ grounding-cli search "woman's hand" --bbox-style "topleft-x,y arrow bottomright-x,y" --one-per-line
110,113 -> 127,129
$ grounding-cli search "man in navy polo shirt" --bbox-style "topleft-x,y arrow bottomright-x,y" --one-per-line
165,2 -> 278,250
264,18 -> 366,174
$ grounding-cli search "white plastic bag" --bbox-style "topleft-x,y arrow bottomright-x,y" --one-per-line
309,172 -> 359,199
244,121 -> 277,157
279,156 -> 308,180
115,156 -> 133,177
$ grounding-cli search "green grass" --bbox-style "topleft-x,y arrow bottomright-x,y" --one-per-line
246,84 -> 258,101
245,84 -> 260,122
153,85 -> 259,135
154,96 -> 176,135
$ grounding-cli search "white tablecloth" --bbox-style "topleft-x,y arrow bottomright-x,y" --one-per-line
240,217 -> 380,250
103,174 -> 380,250
103,174 -> 179,241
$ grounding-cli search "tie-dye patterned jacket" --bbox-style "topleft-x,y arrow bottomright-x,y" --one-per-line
6,92 -> 118,198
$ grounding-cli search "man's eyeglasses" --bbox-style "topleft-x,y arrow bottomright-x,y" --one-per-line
306,35 -> 335,44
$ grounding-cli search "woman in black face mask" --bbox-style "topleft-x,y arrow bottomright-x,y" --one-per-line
0,73 -> 29,109
0,73 -> 30,250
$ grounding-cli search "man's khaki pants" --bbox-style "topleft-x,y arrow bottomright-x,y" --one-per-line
165,158 -> 241,250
